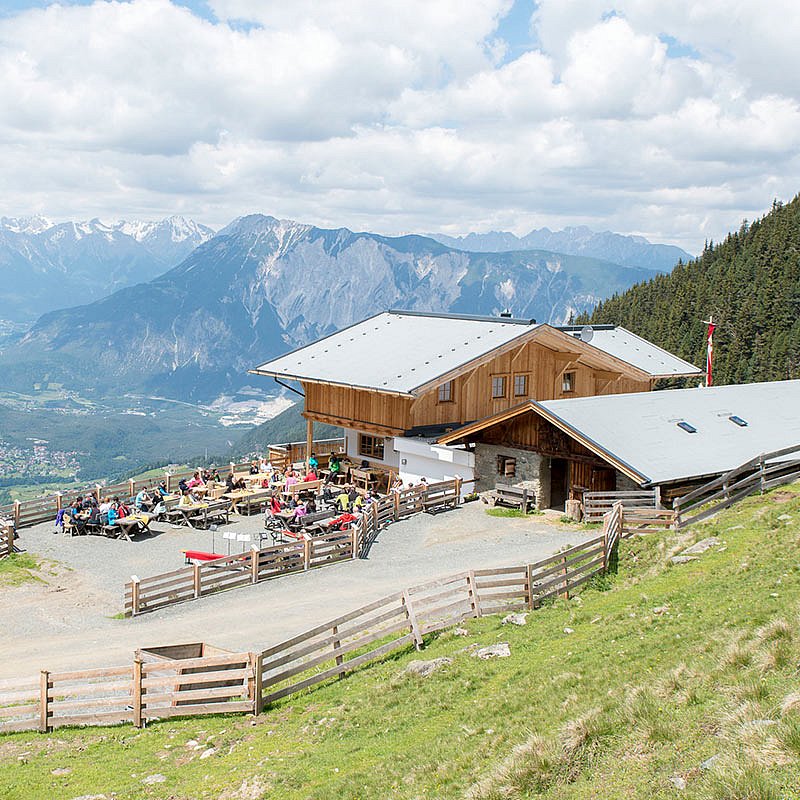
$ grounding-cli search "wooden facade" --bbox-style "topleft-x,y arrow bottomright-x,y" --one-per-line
302,334 -> 652,435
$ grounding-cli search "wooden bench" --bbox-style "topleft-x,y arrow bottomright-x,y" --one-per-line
484,483 -> 536,513
281,479 -> 322,499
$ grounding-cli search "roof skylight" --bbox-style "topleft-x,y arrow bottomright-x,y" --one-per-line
677,421 -> 697,433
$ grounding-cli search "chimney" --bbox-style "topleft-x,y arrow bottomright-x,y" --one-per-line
499,309 -> 512,318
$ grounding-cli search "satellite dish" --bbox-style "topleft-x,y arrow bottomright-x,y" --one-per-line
579,325 -> 594,343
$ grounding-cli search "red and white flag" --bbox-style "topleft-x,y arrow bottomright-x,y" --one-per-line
706,319 -> 716,387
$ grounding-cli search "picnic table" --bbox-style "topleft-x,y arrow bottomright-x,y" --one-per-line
167,500 -> 230,530
223,488 -> 272,515
108,514 -> 153,540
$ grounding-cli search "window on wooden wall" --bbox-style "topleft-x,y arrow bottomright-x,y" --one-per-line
358,434 -> 385,460
561,371 -> 575,393
437,380 -> 454,403
496,454 -> 516,477
513,373 -> 528,397
491,374 -> 507,399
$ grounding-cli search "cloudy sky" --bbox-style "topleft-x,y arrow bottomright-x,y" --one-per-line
1,0 -> 799,251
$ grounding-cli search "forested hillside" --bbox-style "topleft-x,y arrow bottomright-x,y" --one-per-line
580,197 -> 800,385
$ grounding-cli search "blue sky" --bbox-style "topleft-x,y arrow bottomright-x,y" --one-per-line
0,0 -> 797,250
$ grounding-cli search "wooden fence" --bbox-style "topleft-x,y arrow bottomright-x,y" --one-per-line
674,443 -> 800,528
2,500 -> 668,735
583,489 -> 660,523
0,436 -> 347,532
0,521 -> 13,559
124,479 -> 462,615
126,530 -> 357,615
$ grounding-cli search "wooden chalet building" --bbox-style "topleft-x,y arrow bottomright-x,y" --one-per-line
252,310 -> 701,506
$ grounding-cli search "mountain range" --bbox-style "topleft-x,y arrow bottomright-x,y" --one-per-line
0,214 -> 671,401
429,226 -> 692,271
0,215 -> 214,321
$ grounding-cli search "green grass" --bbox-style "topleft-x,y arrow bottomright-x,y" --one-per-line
2,487 -> 800,799
0,552 -> 40,586
485,507 -> 543,518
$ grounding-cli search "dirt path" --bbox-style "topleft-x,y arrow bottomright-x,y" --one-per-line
0,504 -> 593,678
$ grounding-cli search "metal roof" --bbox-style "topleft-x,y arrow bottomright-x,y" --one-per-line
252,311 -> 543,395
536,380 -> 800,485
558,326 -> 701,378
252,311 -> 701,394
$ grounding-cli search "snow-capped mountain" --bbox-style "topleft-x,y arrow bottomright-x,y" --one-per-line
429,225 -> 692,272
2,214 -> 661,400
0,215 -> 215,321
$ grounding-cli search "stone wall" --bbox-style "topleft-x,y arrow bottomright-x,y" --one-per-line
615,471 -> 642,492
474,444 -> 551,509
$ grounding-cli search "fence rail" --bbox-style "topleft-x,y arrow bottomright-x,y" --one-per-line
674,443 -> 800,528
125,479 -> 461,615
1,501 -> 666,735
583,489 -> 659,523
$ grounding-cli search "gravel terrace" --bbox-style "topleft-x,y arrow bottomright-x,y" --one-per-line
0,503 -> 595,678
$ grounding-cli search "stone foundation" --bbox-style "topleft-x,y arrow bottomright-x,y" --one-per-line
616,472 -> 642,492
474,444 -> 551,509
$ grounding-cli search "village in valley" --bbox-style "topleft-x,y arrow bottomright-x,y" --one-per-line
2,2 -> 800,799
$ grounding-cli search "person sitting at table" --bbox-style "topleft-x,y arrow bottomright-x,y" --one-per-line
308,452 -> 319,472
327,454 -> 341,483
270,469 -> 282,486
306,496 -> 317,514
67,497 -> 87,533
156,481 -> 169,498
289,500 -> 308,527
249,460 -> 259,475
266,494 -> 283,516
106,500 -> 119,526
353,492 -> 364,512
226,472 -> 247,492
99,496 -> 112,514
335,488 -> 351,512
285,471 -> 299,491
116,497 -> 131,518
178,490 -> 198,507
134,488 -> 153,512
187,471 -> 205,489
305,467 -> 318,482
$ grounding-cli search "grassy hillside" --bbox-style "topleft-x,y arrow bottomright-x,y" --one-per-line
2,488 -> 800,798
580,195 -> 800,385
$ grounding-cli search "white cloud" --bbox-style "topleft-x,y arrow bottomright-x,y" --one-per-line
0,0 -> 798,251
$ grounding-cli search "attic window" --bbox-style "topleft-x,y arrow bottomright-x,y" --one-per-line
677,421 -> 697,434
561,372 -> 575,393
729,415 -> 748,427
438,380 -> 454,403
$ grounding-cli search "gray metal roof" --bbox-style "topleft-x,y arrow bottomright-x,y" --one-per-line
252,311 -> 701,394
253,311 -> 543,395
559,326 -> 701,378
537,380 -> 800,485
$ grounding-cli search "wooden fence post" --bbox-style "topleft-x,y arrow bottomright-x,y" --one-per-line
39,670 -> 50,733
759,455 -> 766,494
193,564 -> 202,598
130,575 -> 141,615
455,476 -> 463,504
467,571 -> 482,618
250,652 -> 263,715
13,500 -> 20,529
128,479 -> 135,499
165,473 -> 172,493
654,485 -> 662,509
526,564 -> 537,610
350,524 -> 358,559
250,545 -> 259,584
303,535 -> 311,570
402,590 -> 423,650
371,501 -> 379,533
393,491 -> 400,521
560,555 -> 570,600
332,625 -> 345,678
133,657 -> 144,728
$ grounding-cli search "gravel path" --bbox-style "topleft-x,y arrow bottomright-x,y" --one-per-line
0,504 -> 594,678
